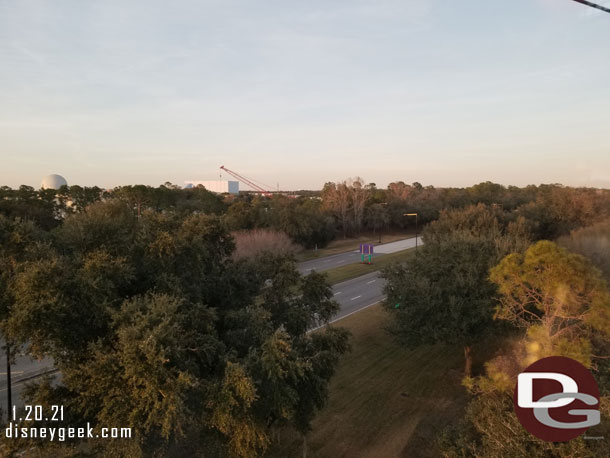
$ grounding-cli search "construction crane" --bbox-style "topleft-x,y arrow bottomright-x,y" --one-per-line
220,165 -> 274,197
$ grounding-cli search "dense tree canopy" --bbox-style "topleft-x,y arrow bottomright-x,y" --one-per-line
1,202 -> 349,458
489,241 -> 610,368
3,181 -> 609,250
559,219 -> 610,280
383,204 -> 530,375
441,241 -> 610,457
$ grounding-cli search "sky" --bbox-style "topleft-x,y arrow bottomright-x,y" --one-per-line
1,0 -> 609,191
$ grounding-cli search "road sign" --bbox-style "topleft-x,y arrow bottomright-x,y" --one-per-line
359,243 -> 374,264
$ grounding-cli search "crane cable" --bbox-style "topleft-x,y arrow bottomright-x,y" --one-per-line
570,0 -> 610,14
228,170 -> 275,193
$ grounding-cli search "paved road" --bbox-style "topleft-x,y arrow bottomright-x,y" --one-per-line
0,342 -> 55,413
329,271 -> 385,324
297,237 -> 417,274
0,370 -> 61,415
373,237 -> 419,254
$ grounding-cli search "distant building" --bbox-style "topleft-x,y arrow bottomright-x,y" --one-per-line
41,174 -> 68,189
184,180 -> 239,194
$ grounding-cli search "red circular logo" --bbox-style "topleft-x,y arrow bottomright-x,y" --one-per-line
513,356 -> 600,442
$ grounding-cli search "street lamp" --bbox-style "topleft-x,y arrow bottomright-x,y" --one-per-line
404,213 -> 418,252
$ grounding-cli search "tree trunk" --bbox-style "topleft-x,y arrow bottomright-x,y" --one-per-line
464,345 -> 472,377
302,433 -> 307,458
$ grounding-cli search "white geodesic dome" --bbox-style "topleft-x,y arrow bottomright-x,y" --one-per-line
40,174 -> 68,190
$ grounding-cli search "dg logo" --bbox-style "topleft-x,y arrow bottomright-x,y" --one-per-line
513,356 -> 601,442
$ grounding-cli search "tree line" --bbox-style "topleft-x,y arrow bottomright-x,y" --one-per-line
3,180 -> 610,249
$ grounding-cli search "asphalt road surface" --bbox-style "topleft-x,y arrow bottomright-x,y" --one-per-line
297,237 -> 417,274
0,342 -> 55,413
329,271 -> 385,324
0,370 -> 61,416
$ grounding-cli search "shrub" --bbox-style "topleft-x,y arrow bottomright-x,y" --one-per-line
231,229 -> 301,260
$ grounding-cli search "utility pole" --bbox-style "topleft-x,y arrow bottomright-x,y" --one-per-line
5,341 -> 12,420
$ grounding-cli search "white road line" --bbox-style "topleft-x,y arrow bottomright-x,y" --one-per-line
309,301 -> 383,332
366,279 -> 377,284
323,260 -> 331,263
0,369 -> 59,392
336,260 -> 345,264
350,295 -> 362,301
334,291 -> 342,296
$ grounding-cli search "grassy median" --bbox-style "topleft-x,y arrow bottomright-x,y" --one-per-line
297,233 -> 416,262
267,303 -> 469,458
323,248 -> 415,285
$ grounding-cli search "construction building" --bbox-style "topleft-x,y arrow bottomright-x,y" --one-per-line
184,180 -> 239,194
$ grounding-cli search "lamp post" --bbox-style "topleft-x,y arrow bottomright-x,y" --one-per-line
404,213 -> 418,253
4,341 -> 11,421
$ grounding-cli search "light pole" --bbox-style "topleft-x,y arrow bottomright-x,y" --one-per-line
404,213 -> 418,253
4,341 -> 11,421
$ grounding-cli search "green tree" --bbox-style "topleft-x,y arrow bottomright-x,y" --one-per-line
384,205 -> 529,375
489,241 -> 610,368
57,185 -> 103,213
365,203 -> 389,241
322,181 -> 352,238
384,236 -> 499,376
439,388 -> 610,458
114,185 -> 156,218
178,185 -> 226,215
440,241 -> 610,458
0,186 -> 58,230
224,200 -> 255,231
267,197 -> 335,249
558,219 -> 610,280
0,215 -> 47,421
6,204 -> 349,457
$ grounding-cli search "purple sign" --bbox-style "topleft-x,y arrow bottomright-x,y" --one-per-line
359,244 -> 374,254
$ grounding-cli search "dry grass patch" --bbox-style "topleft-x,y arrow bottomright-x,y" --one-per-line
232,229 -> 301,260
324,248 -> 415,285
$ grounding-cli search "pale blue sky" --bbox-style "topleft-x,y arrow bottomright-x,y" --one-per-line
1,0 -> 609,190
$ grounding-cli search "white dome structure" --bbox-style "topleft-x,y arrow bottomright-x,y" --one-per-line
41,174 -> 68,190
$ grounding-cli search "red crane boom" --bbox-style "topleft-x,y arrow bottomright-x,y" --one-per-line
220,165 -> 273,197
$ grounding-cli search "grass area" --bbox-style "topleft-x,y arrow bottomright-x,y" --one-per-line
266,304 -> 469,458
297,232 -> 416,262
324,248 -> 415,285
